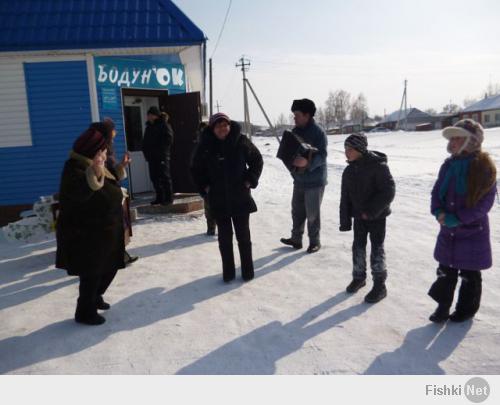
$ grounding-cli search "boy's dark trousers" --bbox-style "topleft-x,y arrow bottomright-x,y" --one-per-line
215,214 -> 253,281
148,159 -> 173,204
428,265 -> 482,315
352,218 -> 387,282
76,269 -> 118,317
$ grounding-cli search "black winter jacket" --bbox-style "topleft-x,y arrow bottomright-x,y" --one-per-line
56,152 -> 125,277
142,117 -> 174,162
339,151 -> 396,231
190,121 -> 263,218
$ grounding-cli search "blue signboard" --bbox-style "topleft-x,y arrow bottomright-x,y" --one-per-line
94,56 -> 186,91
101,87 -> 119,110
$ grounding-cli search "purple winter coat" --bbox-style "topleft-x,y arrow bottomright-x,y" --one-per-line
431,157 -> 497,270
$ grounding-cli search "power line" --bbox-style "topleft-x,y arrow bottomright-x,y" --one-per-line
210,0 -> 233,58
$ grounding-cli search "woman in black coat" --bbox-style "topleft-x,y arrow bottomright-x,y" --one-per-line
191,113 -> 264,282
56,128 -> 125,325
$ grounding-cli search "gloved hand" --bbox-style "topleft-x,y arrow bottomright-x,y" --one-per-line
444,213 -> 461,228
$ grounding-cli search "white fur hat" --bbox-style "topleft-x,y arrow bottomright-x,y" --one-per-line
442,119 -> 484,153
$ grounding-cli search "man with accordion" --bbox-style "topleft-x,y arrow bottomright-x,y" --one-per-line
278,98 -> 328,253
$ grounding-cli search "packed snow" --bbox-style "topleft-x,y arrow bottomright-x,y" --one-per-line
1,128 -> 499,375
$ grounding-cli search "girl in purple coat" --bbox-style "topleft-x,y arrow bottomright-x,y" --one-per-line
428,119 -> 497,323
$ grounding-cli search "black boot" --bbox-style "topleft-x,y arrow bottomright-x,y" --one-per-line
346,278 -> 366,293
124,251 -> 139,266
219,243 -> 236,283
451,270 -> 481,322
449,311 -> 475,322
97,296 -> 110,310
429,304 -> 450,323
75,313 -> 106,325
75,301 -> 106,325
206,228 -> 216,236
365,280 -> 387,303
280,238 -> 302,249
239,242 -> 254,281
307,243 -> 321,254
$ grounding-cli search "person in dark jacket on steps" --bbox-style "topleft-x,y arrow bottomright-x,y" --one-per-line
339,133 -> 396,303
190,113 -> 263,282
142,106 -> 174,205
280,98 -> 327,254
56,128 -> 125,325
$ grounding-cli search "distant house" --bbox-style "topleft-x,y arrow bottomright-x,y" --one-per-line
436,112 -> 460,129
330,117 -> 378,135
378,108 -> 438,131
460,94 -> 500,128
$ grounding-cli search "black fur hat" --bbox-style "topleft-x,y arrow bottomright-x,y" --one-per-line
291,98 -> 316,117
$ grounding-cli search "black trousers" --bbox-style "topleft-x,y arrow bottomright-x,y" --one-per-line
76,269 -> 118,317
147,159 -> 173,204
203,196 -> 216,232
428,265 -> 482,315
215,214 -> 254,281
352,218 -> 387,282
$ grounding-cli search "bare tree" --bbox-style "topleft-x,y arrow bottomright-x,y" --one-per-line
288,113 -> 295,126
486,82 -> 500,97
324,89 -> 351,127
463,97 -> 478,108
275,113 -> 288,127
315,107 -> 327,129
424,108 -> 438,115
350,93 -> 369,124
442,103 -> 461,114
324,91 -> 337,129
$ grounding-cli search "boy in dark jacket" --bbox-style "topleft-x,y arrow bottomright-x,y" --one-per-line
339,133 -> 396,303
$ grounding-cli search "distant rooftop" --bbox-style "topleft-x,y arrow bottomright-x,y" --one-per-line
462,94 -> 500,113
380,108 -> 431,123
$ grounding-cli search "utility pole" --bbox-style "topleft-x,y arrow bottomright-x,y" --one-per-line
215,100 -> 222,113
396,79 -> 408,131
236,56 -> 252,139
209,58 -> 213,117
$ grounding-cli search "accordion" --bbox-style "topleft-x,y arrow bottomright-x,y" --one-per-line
276,130 -> 318,172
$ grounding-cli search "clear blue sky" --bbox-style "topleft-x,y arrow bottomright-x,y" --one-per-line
175,0 -> 500,125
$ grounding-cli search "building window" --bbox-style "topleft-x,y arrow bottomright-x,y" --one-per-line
473,113 -> 480,121
496,113 -> 500,123
484,114 -> 490,123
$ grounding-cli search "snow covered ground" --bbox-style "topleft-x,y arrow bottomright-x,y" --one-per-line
1,128 -> 500,375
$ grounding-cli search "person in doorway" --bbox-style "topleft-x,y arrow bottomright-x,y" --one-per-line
280,98 -> 327,253
142,106 -> 174,205
339,133 -> 395,304
191,113 -> 263,282
90,119 -> 138,266
428,119 -> 497,323
56,127 -> 125,325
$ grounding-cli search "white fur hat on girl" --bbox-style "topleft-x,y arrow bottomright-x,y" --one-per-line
442,118 -> 484,154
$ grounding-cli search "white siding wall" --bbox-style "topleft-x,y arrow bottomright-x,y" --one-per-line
0,60 -> 32,147
179,45 -> 204,96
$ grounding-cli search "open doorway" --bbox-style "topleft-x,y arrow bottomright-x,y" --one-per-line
121,88 -> 201,198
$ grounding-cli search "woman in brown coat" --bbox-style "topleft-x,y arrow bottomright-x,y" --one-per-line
56,128 -> 125,325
